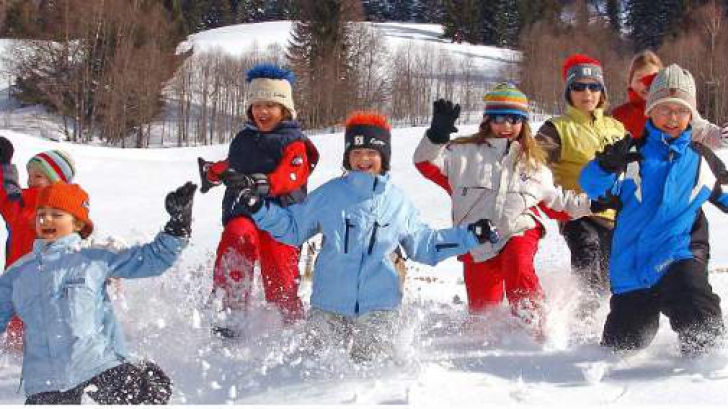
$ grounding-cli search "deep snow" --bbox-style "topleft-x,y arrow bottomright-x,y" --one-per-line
0,22 -> 727,405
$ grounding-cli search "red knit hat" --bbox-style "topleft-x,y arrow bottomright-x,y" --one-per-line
343,112 -> 392,173
36,182 -> 94,239
561,54 -> 603,81
561,53 -> 606,104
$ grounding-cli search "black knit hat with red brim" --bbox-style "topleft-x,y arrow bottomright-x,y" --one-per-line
343,112 -> 392,173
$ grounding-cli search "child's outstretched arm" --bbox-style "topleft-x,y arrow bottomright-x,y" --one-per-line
399,206 -> 483,266
0,268 -> 19,332
0,136 -> 23,216
105,182 -> 196,279
247,185 -> 323,247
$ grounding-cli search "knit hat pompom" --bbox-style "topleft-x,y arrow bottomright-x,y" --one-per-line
483,82 -> 529,119
36,182 -> 93,239
343,111 -> 392,173
245,63 -> 297,120
27,150 -> 76,183
561,54 -> 602,80
245,63 -> 296,84
345,112 -> 392,131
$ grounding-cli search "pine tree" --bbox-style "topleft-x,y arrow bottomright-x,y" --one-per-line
627,0 -> 688,50
390,0 -> 414,21
442,0 -> 481,43
287,0 -> 362,128
605,0 -> 621,32
362,0 -> 392,21
413,0 -> 443,23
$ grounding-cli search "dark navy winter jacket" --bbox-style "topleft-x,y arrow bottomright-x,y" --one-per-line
579,121 -> 728,295
222,121 -> 314,225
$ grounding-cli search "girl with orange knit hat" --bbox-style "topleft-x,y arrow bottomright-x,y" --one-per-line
230,112 -> 497,363
0,136 -> 76,351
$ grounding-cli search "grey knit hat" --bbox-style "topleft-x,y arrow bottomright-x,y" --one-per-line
645,64 -> 697,117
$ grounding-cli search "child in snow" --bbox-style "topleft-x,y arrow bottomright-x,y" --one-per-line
200,64 -> 318,333
611,50 -> 727,148
230,112 -> 497,362
0,138 -> 76,350
413,84 -> 592,339
0,181 -> 195,404
580,64 -> 727,357
535,54 -> 627,319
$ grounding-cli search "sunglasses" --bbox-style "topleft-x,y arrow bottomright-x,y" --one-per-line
569,82 -> 604,92
490,114 -> 526,125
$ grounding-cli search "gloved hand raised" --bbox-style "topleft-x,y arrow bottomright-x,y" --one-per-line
467,219 -> 499,244
0,136 -> 14,164
426,99 -> 460,144
163,182 -> 197,237
595,134 -> 642,174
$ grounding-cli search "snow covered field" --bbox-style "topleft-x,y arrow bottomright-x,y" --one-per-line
0,22 -> 727,405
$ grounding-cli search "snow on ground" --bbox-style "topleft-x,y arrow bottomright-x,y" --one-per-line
1,125 -> 728,405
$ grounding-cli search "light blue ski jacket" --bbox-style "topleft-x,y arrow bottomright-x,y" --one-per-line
0,232 -> 186,395
251,171 -> 480,317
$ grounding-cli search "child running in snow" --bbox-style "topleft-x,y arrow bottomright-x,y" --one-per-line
199,64 -> 318,334
0,137 -> 76,351
580,64 -> 727,357
413,84 -> 592,340
0,181 -> 195,404
229,112 -> 498,363
611,50 -> 727,148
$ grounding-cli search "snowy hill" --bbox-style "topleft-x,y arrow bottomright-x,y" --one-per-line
0,22 -> 727,405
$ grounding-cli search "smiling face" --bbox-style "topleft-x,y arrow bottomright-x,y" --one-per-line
36,206 -> 85,242
487,116 -> 524,140
348,148 -> 383,175
251,101 -> 285,132
27,165 -> 52,189
569,79 -> 603,113
649,102 -> 692,139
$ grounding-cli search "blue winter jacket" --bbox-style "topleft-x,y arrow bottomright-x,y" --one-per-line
579,121 -> 728,294
250,171 -> 480,317
0,232 -> 187,396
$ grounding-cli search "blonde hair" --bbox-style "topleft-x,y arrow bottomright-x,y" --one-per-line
628,50 -> 664,84
451,119 -> 547,172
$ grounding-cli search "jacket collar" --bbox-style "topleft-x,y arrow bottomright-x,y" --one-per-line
566,105 -> 605,124
32,233 -> 82,256
343,171 -> 390,198
242,120 -> 302,135
644,120 -> 692,159
627,88 -> 646,107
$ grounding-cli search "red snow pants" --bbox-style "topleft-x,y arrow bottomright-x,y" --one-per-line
462,226 -> 545,323
213,217 -> 303,323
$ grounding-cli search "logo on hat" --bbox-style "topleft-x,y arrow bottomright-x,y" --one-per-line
355,135 -> 365,146
369,139 -> 386,146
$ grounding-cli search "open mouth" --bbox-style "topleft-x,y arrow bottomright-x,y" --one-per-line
40,228 -> 57,237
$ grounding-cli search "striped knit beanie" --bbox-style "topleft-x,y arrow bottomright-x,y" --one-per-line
245,64 -> 297,120
483,83 -> 529,119
343,112 -> 392,173
26,150 -> 76,183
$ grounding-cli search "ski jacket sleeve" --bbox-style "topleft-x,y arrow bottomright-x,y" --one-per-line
541,185 -> 592,219
412,134 -> 452,194
252,188 -> 322,247
205,160 -> 229,184
691,114 -> 726,150
535,121 -> 562,164
103,233 -> 187,279
578,159 -> 620,201
0,163 -> 23,220
267,141 -> 311,196
0,269 -> 18,332
399,205 -> 479,266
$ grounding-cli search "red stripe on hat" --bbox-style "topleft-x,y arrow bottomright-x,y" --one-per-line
37,152 -> 68,183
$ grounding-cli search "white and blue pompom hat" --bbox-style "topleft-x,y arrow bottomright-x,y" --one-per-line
246,64 -> 297,120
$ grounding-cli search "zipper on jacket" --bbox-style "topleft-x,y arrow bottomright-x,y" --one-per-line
344,218 -> 354,253
368,222 -> 390,255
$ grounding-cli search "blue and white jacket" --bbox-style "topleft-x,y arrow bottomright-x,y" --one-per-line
250,171 -> 480,317
579,121 -> 728,294
0,232 -> 186,396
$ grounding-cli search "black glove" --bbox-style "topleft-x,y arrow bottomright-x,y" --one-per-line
426,99 -> 460,144
595,135 -> 642,174
589,200 -> 612,213
163,182 -> 197,237
468,219 -> 499,244
223,170 -> 270,196
0,136 -> 14,164
234,187 -> 264,214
